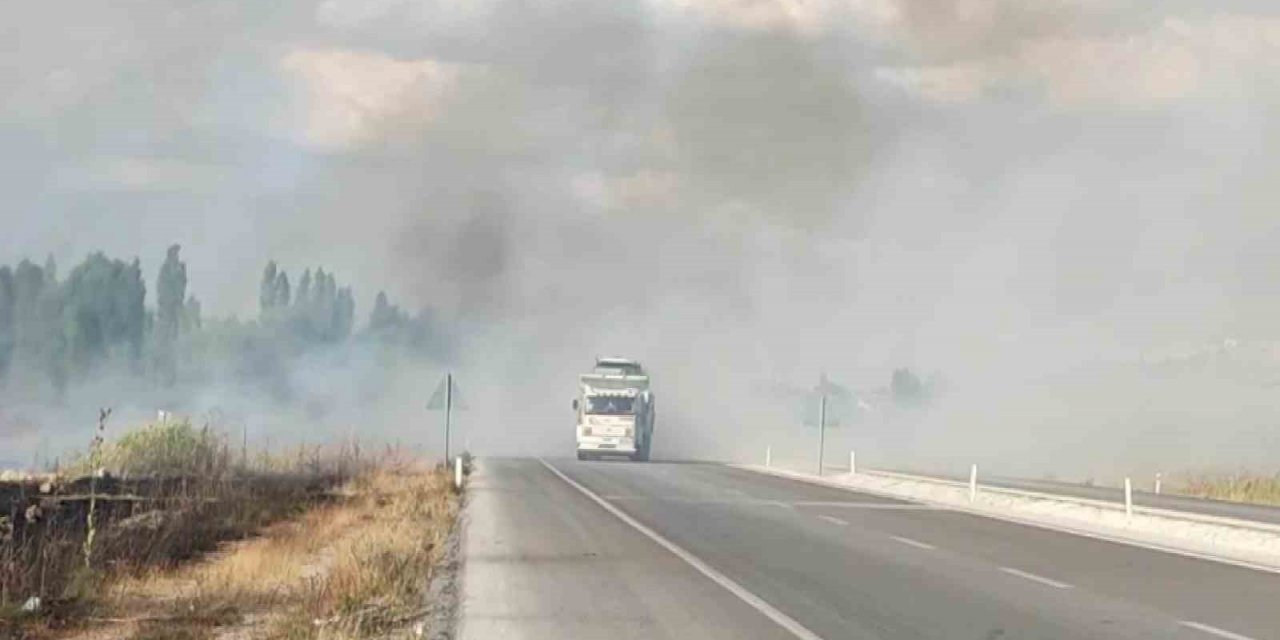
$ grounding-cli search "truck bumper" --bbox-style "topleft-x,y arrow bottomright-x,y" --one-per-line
577,439 -> 637,454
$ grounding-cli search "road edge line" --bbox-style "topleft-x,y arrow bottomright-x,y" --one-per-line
539,459 -> 827,640
731,463 -> 1280,577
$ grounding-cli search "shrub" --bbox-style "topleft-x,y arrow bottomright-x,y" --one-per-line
71,420 -> 230,478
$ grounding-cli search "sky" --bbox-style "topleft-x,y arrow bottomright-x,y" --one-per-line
3,0 -> 1280,476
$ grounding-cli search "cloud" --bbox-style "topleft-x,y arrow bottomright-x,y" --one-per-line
655,2 -> 1278,110
874,61 -> 998,103
653,0 -> 847,35
314,0 -> 499,31
53,156 -> 229,192
652,0 -> 1102,51
1023,30 -> 1202,107
875,13 -> 1280,108
572,169 -> 680,209
279,48 -> 465,151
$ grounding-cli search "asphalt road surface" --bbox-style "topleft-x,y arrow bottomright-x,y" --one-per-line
460,458 -> 1280,640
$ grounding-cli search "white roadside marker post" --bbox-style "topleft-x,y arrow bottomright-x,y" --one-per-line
849,450 -> 856,475
455,456 -> 463,490
1124,477 -> 1133,519
766,445 -> 772,468
1155,472 -> 1162,495
969,464 -> 978,502
816,393 -> 827,477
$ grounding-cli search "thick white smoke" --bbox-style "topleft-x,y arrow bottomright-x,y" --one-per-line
4,1 -> 1280,477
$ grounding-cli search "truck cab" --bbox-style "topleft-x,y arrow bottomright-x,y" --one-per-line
574,358 -> 655,461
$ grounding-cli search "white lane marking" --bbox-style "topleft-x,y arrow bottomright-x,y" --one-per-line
770,500 -> 794,509
817,515 -> 848,526
539,459 -> 826,640
998,567 -> 1073,589
1179,621 -> 1257,640
891,536 -> 936,551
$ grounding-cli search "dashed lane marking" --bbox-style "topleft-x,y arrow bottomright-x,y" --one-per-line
998,567 -> 1073,589
890,536 -> 936,551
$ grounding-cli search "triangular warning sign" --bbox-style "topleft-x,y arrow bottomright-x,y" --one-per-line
426,378 -> 447,410
426,376 -> 467,411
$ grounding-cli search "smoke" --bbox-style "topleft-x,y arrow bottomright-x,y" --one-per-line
4,1 -> 1280,476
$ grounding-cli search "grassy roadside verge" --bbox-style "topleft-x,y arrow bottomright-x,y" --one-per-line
110,463 -> 459,640
1,421 -> 462,640
2,421 -> 343,637
1175,474 -> 1280,507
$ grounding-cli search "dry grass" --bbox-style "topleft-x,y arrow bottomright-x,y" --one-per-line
1176,473 -> 1280,506
1,420 -> 378,639
1,476 -> 335,640
97,464 -> 458,640
288,467 -> 457,637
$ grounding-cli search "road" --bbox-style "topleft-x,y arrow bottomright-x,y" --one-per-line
460,458 -> 1280,640
879,467 -> 1280,526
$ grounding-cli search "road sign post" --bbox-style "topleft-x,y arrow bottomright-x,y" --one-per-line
774,373 -> 858,476
428,373 -> 466,465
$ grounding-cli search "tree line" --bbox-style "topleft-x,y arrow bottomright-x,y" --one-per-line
0,246 -> 438,399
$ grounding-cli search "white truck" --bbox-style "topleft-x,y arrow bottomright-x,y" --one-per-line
573,357 -> 655,461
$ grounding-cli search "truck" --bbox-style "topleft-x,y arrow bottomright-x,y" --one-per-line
573,357 -> 655,461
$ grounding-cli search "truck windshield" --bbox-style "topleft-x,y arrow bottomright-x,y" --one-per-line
585,396 -> 635,415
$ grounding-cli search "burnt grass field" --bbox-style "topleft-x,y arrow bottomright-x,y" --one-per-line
0,422 -> 358,637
